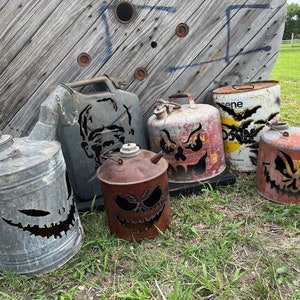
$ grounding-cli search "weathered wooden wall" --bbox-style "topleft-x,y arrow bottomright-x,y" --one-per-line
0,0 -> 287,137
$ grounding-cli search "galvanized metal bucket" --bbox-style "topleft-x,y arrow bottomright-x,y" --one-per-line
0,133 -> 83,275
55,76 -> 147,210
213,80 -> 280,172
256,124 -> 300,204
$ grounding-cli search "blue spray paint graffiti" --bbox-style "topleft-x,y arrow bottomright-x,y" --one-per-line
225,4 -> 270,63
166,45 -> 272,72
168,4 -> 271,72
134,5 -> 176,13
98,4 -> 176,64
97,3 -> 271,74
99,6 -> 113,65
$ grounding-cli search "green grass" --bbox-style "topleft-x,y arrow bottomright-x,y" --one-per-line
269,43 -> 300,125
0,44 -> 299,300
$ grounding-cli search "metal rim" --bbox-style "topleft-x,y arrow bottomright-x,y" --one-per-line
114,1 -> 135,24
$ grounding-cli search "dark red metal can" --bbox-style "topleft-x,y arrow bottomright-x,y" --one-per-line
256,124 -> 300,204
147,93 -> 225,183
96,143 -> 170,242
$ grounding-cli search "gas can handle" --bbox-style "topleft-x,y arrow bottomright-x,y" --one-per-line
66,76 -> 119,93
47,75 -> 125,95
168,93 -> 195,108
232,83 -> 255,91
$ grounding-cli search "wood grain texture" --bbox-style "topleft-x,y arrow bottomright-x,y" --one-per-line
0,0 -> 287,137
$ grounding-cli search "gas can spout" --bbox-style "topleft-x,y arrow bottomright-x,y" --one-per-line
28,85 -> 71,141
150,151 -> 165,165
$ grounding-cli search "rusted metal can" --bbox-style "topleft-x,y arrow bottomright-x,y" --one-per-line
96,143 -> 170,242
213,81 -> 280,172
256,124 -> 300,204
0,133 -> 83,275
147,93 -> 226,183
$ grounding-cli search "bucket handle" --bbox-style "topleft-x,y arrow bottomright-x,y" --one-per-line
168,93 -> 195,108
232,84 -> 255,91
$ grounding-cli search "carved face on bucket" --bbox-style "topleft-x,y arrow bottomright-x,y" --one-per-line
158,123 -> 208,179
111,185 -> 168,237
78,99 -> 135,168
263,150 -> 300,197
1,195 -> 76,239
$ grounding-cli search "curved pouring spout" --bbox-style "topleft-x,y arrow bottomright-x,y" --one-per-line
28,85 -> 71,141
150,151 -> 165,165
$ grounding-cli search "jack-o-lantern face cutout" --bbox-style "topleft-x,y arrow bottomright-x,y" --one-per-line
78,100 -> 135,168
2,196 -> 77,239
263,150 -> 300,197
159,123 -> 208,179
112,185 -> 167,235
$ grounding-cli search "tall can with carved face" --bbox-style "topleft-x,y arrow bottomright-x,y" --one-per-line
147,93 -> 226,183
55,76 -> 147,210
213,81 -> 281,172
96,143 -> 170,242
256,124 -> 300,204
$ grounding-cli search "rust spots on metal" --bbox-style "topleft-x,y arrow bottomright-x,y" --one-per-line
114,1 -> 135,24
77,53 -> 91,67
176,23 -> 189,38
134,67 -> 148,81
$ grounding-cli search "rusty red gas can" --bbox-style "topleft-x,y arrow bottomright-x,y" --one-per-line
96,143 -> 170,242
147,93 -> 226,183
256,124 -> 300,204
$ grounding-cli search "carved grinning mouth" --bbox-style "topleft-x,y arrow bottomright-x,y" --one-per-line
2,198 -> 76,239
169,151 -> 208,177
116,203 -> 165,234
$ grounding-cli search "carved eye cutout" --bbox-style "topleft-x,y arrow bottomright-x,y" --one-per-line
160,137 -> 175,154
185,133 -> 203,152
275,150 -> 297,178
115,194 -> 138,212
143,185 -> 162,208
160,129 -> 177,154
19,209 -> 51,217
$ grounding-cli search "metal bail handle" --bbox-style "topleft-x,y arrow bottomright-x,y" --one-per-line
232,83 -> 255,91
168,93 -> 195,108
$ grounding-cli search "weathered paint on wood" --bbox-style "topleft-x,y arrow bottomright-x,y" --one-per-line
0,0 -> 287,137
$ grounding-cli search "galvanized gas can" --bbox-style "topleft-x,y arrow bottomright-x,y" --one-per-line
147,93 -> 226,183
0,133 -> 83,275
213,80 -> 280,172
96,143 -> 170,242
256,124 -> 300,204
55,76 -> 147,210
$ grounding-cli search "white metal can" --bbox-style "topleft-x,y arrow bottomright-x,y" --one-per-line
213,81 -> 280,172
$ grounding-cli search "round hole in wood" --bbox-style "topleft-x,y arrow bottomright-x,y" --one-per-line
151,41 -> 158,48
176,23 -> 189,38
77,53 -> 91,67
115,2 -> 135,24
134,68 -> 148,81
